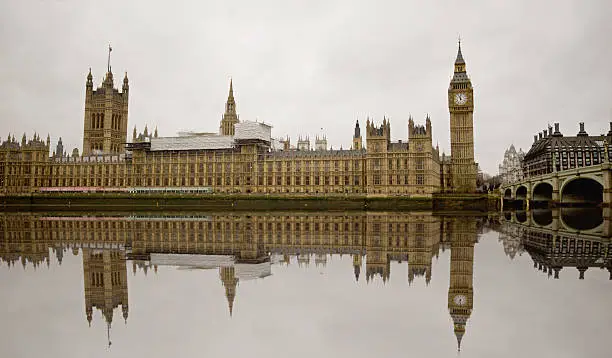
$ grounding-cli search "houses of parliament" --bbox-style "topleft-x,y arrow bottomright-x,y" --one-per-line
0,43 -> 477,196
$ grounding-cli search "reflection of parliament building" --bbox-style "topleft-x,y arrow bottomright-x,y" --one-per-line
0,212 -> 479,350
1,43 -> 477,196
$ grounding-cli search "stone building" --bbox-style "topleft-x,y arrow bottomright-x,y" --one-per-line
82,49 -> 129,156
522,122 -> 612,178
0,44 -> 477,196
498,144 -> 525,184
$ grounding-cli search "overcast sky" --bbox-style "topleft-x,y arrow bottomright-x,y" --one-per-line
1,0 -> 611,173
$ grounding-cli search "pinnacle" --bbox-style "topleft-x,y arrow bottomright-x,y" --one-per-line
455,40 -> 465,65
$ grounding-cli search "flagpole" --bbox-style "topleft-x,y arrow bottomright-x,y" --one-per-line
107,44 -> 112,72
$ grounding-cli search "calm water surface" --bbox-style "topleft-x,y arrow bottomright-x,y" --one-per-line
0,210 -> 610,358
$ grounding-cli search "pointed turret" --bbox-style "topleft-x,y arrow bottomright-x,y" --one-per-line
154,126 -> 158,138
122,72 -> 129,91
220,78 -> 239,135
86,68 -> 93,93
103,70 -> 114,88
352,120 -> 363,150
353,254 -> 362,282
122,305 -> 129,323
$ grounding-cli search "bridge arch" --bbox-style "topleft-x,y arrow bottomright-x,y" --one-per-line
503,188 -> 512,199
560,177 -> 603,205
515,186 -> 528,201
514,211 -> 527,223
532,182 -> 553,201
503,211 -> 512,221
560,207 -> 603,231
532,209 -> 553,227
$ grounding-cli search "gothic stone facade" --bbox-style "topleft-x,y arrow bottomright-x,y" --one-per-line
522,122 -> 612,178
498,144 -> 525,185
0,45 -> 476,196
82,68 -> 129,156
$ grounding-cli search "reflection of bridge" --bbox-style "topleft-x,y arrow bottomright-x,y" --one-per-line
499,211 -> 612,280
501,208 -> 612,236
501,163 -> 612,207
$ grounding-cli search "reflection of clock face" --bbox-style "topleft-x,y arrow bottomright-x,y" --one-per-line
454,92 -> 468,105
454,294 -> 467,306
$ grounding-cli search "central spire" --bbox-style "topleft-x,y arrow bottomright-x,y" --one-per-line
225,78 -> 236,111
220,78 -> 239,135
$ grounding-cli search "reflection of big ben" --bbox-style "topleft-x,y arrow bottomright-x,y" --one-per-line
447,218 -> 476,351
220,266 -> 239,316
83,249 -> 129,346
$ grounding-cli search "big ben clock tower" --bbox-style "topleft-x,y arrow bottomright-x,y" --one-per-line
448,41 -> 477,192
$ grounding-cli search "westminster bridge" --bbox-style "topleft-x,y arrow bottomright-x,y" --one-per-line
501,162 -> 612,208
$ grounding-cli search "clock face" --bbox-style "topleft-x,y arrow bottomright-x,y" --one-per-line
454,92 -> 468,105
453,294 -> 467,306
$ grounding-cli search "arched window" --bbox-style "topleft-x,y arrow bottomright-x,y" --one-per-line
91,113 -> 95,129
100,113 -> 104,128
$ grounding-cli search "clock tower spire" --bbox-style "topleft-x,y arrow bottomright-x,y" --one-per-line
448,40 -> 477,192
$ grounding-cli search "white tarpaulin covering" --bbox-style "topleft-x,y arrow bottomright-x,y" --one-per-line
234,121 -> 272,142
149,135 -> 234,151
150,254 -> 234,268
234,262 -> 272,280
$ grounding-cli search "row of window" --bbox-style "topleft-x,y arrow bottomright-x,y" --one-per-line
90,113 -> 123,130
89,271 -> 123,287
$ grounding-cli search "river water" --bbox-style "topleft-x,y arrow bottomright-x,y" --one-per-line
0,210 -> 610,357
